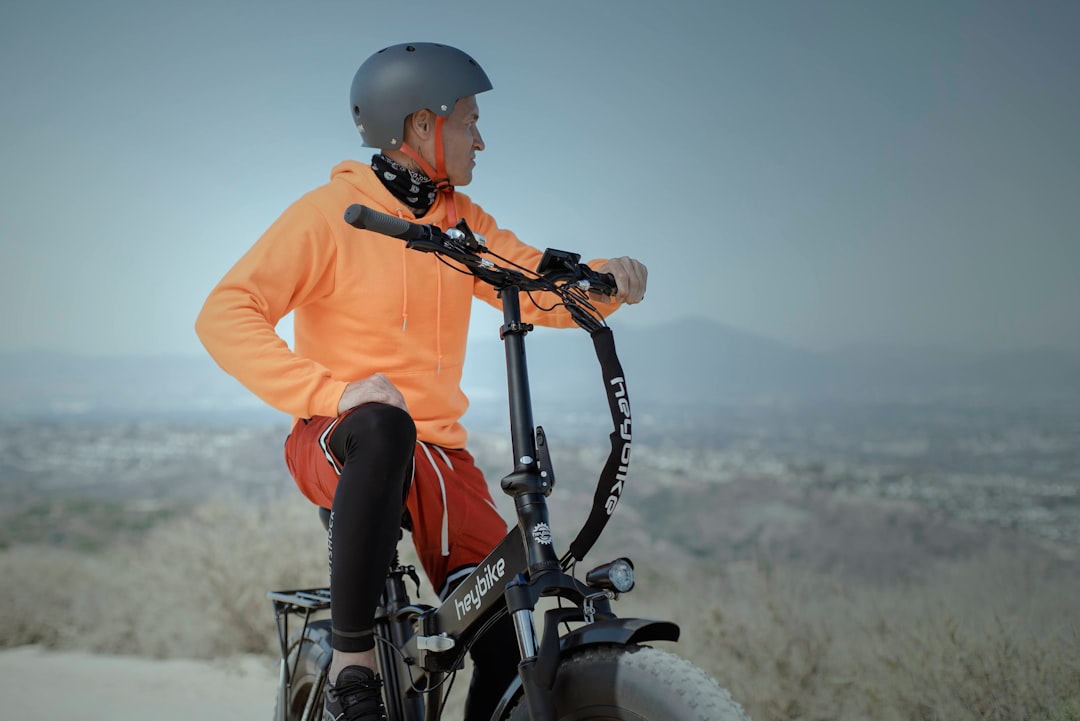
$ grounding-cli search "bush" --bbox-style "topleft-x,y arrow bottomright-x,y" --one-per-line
0,545 -> 121,648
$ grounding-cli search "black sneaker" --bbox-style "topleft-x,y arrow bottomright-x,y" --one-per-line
323,666 -> 387,721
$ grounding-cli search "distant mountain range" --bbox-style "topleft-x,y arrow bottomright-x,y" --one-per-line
0,352 -> 269,421
465,317 -> 1080,411
2,317 -> 1078,421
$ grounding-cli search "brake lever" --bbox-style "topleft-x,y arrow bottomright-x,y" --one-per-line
403,237 -> 447,254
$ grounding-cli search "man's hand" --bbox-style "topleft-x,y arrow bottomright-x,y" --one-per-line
595,256 -> 648,305
338,373 -> 408,415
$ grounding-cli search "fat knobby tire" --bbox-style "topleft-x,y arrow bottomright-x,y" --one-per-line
276,619 -> 332,721
505,644 -> 750,721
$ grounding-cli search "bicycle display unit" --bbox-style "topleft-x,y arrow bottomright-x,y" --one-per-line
268,205 -> 749,721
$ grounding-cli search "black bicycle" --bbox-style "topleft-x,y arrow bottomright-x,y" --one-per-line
268,205 -> 749,721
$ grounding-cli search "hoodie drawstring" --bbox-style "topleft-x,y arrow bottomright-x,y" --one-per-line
435,267 -> 443,374
400,243 -> 409,331
397,207 -> 443,374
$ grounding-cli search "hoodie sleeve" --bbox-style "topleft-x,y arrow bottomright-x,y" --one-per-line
459,197 -> 621,328
194,199 -> 349,418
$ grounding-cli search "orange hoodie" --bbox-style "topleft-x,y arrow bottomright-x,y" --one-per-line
195,160 -> 616,448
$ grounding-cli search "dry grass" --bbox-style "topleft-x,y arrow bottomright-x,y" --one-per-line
2,497 -> 1079,721
639,549 -> 1080,721
1,493 -> 327,658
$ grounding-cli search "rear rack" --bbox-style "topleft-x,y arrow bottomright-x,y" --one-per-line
268,587 -> 331,612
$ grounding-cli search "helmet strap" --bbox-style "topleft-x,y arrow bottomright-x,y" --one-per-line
399,116 -> 458,228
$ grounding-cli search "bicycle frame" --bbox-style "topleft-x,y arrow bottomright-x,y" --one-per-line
270,208 -> 681,721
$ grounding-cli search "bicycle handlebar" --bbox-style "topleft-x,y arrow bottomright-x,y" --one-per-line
343,204 -> 618,298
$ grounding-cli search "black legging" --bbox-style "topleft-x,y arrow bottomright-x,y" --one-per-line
325,402 -> 518,721
326,402 -> 416,653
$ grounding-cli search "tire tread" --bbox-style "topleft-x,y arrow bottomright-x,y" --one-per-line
506,644 -> 749,721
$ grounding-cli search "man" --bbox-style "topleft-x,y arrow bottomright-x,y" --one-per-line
196,42 -> 647,721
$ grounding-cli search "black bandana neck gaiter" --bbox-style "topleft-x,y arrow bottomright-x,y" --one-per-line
371,154 -> 438,218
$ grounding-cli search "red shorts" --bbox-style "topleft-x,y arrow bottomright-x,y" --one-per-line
284,416 -> 509,598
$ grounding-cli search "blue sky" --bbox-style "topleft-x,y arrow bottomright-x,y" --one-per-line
2,0 -> 1078,356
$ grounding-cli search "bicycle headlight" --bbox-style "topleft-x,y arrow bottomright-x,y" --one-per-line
585,557 -> 635,593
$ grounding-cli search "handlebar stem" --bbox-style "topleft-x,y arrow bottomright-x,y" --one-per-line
499,290 -> 538,471
497,286 -> 560,574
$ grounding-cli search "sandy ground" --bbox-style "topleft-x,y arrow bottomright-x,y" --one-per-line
0,646 -> 279,720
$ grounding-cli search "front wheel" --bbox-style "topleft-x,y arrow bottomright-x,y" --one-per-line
504,644 -> 749,721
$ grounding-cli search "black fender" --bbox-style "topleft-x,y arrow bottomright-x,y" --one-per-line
489,611 -> 680,721
557,616 -> 680,651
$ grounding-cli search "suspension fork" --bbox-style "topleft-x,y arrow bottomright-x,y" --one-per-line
504,574 -> 556,721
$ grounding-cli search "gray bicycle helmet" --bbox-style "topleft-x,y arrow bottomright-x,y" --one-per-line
350,42 -> 493,149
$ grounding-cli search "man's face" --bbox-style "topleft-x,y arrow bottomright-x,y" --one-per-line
441,95 -> 484,186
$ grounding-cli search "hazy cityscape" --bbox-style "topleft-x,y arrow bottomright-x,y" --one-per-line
3,382 -> 1077,556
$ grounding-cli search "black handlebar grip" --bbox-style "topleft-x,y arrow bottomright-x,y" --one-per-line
344,204 -> 427,240
598,272 -> 618,296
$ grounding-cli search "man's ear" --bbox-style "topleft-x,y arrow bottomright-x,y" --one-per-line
405,109 -> 435,142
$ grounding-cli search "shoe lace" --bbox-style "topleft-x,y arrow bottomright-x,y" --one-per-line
331,673 -> 386,721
